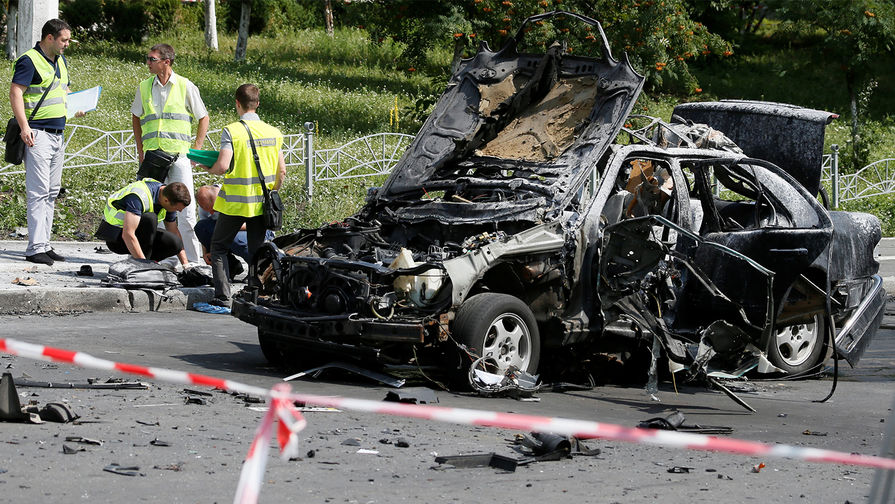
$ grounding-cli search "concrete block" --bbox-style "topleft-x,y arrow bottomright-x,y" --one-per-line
0,287 -> 130,314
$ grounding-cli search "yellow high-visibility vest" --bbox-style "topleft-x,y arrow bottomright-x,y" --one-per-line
20,49 -> 68,121
214,120 -> 283,218
139,76 -> 192,153
103,179 -> 167,227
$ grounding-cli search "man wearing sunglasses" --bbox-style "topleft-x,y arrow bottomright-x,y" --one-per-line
131,43 -> 208,266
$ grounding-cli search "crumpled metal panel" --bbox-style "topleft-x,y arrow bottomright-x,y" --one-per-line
375,30 -> 644,215
672,100 -> 836,196
826,210 -> 882,281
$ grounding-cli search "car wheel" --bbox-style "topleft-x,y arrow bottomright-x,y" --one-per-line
768,314 -> 826,373
453,293 -> 541,375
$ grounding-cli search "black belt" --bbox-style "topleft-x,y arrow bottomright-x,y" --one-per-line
34,127 -> 64,135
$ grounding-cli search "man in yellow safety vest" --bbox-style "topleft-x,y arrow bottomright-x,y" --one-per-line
201,84 -> 286,309
9,19 -> 87,266
131,43 -> 209,266
94,179 -> 192,267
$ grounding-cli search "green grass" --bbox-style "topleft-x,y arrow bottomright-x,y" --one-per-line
0,25 -> 894,241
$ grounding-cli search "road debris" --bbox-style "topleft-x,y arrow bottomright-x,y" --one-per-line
384,387 -> 438,404
66,436 -> 102,446
12,277 -> 37,286
434,453 -> 519,472
283,361 -> 405,388
752,462 -> 766,473
637,410 -> 733,435
103,463 -> 144,477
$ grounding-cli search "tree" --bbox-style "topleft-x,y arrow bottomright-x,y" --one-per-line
346,0 -> 731,93
205,0 -> 219,51
772,0 -> 895,170
235,0 -> 251,61
324,0 -> 334,37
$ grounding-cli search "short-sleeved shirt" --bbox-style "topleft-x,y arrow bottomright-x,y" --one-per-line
115,180 -> 178,222
95,180 -> 176,241
11,43 -> 70,130
130,72 -> 208,121
218,112 -> 260,152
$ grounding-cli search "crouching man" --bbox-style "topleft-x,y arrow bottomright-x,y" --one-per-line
94,179 -> 191,267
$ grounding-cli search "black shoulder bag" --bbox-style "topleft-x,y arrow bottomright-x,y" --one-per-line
240,120 -> 283,231
4,62 -> 58,165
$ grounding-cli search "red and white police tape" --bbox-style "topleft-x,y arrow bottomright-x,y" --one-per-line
3,337 -> 895,503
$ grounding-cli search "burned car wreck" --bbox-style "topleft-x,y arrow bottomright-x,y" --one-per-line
232,11 -> 885,388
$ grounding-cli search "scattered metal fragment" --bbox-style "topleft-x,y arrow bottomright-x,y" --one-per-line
341,438 -> 361,446
103,463 -> 144,477
12,377 -> 149,390
637,410 -> 733,435
62,444 -> 85,455
668,466 -> 693,474
283,362 -> 405,388
435,453 -> 519,472
384,387 -> 438,404
182,388 -> 213,396
150,438 -> 171,447
66,436 -> 103,446
802,429 -> 828,436
135,420 -> 160,426
468,357 -> 540,398
395,439 -> 410,448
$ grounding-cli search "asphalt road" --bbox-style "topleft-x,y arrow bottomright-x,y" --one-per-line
1,310 -> 894,503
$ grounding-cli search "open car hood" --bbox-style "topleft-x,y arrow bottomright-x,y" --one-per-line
375,11 -> 644,217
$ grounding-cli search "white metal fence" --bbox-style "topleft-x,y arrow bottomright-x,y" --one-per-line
0,126 -> 891,207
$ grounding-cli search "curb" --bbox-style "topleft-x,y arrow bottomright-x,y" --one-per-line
0,286 -> 215,315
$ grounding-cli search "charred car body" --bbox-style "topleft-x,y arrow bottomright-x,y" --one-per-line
233,12 -> 884,385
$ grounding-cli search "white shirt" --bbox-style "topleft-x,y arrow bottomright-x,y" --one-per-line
130,71 -> 208,120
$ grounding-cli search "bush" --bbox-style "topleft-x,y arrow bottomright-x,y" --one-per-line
62,0 -> 204,43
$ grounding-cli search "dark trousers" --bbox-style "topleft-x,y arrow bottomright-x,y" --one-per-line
211,213 -> 267,305
103,213 -> 183,261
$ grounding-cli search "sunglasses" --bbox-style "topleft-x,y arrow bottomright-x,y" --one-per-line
146,56 -> 163,62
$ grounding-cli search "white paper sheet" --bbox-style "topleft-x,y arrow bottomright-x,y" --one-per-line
67,86 -> 102,118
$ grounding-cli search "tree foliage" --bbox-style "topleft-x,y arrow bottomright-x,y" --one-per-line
342,0 -> 732,93
771,0 -> 895,169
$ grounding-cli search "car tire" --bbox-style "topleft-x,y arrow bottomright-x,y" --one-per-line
768,314 -> 826,374
453,293 -> 541,376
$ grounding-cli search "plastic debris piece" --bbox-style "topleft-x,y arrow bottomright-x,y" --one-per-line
192,302 -> 231,314
77,265 -> 94,277
668,466 -> 692,473
62,444 -> 85,454
434,453 -> 519,472
751,463 -> 766,473
150,438 -> 170,447
356,449 -> 379,455
395,439 -> 410,448
65,436 -> 103,446
341,438 -> 361,446
103,463 -> 144,477
384,387 -> 438,404
0,373 -> 29,422
38,402 -> 78,423
802,429 -> 828,436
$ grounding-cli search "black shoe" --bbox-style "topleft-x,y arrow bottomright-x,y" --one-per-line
209,296 -> 231,309
25,252 -> 54,266
45,249 -> 66,262
227,253 -> 244,280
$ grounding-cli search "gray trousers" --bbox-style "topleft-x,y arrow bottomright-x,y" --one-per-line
25,130 -> 64,256
211,213 -> 267,305
165,155 -> 202,263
